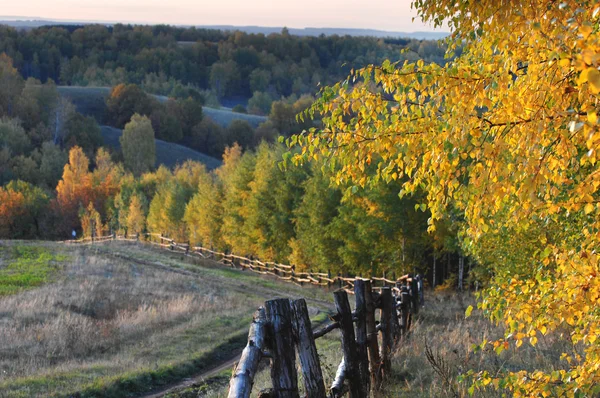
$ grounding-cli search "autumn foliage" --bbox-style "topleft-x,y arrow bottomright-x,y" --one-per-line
290,0 -> 600,395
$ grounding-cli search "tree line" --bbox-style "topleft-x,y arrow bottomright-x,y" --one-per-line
0,23 -> 448,104
1,141 -> 463,279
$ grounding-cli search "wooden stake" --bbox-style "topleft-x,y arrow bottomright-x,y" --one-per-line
265,299 -> 299,398
379,287 -> 394,378
228,308 -> 267,398
353,279 -> 370,396
333,290 -> 364,398
291,299 -> 326,398
364,280 -> 381,388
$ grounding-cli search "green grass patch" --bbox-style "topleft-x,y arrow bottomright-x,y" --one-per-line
0,331 -> 248,398
72,332 -> 246,398
0,246 -> 66,295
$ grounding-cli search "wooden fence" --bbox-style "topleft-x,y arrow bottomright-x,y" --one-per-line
64,233 -> 422,296
65,233 -> 424,397
228,277 -> 421,397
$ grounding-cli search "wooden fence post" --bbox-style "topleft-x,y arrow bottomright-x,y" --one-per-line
379,287 -> 394,378
228,308 -> 267,398
265,299 -> 299,398
364,280 -> 381,389
411,277 -> 420,315
353,279 -> 370,396
399,285 -> 411,335
391,293 -> 401,342
291,299 -> 326,398
333,290 -> 363,398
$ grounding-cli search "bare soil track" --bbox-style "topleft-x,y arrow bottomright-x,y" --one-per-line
141,353 -> 241,398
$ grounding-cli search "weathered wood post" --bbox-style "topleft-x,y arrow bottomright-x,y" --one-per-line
228,308 -> 267,398
411,277 -> 420,315
265,299 -> 299,398
333,290 -> 363,398
291,299 -> 326,398
379,287 -> 394,378
364,280 -> 381,388
353,279 -> 370,396
399,285 -> 411,335
390,291 -> 401,342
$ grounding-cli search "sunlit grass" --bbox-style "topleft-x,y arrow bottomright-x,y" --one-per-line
0,246 -> 67,295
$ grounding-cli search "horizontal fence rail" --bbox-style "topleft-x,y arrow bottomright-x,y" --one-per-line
64,233 -> 422,294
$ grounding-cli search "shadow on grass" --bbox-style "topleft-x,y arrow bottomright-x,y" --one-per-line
66,332 -> 247,398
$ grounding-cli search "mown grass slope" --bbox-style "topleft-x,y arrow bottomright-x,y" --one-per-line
0,241 -> 332,398
101,126 -> 222,170
57,86 -> 267,129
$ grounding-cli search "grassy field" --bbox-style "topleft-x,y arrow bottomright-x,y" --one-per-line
0,241 -> 332,398
0,246 -> 67,296
101,126 -> 222,170
1,241 -> 569,397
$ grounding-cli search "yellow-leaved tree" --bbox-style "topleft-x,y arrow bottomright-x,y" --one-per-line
126,193 -> 145,235
291,1 -> 600,395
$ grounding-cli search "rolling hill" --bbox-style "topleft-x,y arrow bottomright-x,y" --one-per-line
57,86 -> 267,129
101,125 -> 222,170
56,85 -> 269,170
0,240 -> 332,397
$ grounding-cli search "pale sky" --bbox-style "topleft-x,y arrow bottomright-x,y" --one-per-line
2,0 -> 439,32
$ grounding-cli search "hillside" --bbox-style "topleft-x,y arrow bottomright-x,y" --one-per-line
57,86 -> 267,129
101,126 -> 222,170
0,239 -> 562,398
57,85 -> 271,170
0,241 -> 332,398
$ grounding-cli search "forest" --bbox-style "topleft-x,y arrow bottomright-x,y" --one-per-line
0,24 -> 447,101
0,26 -> 456,282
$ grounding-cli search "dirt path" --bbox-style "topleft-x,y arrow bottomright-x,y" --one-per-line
141,353 -> 241,398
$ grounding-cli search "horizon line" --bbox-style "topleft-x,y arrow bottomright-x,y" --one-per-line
0,15 -> 450,34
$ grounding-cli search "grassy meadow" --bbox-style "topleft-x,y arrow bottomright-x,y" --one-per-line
0,241 -> 571,397
0,241 -> 332,398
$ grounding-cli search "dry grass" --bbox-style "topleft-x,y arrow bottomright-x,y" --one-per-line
193,291 -> 573,398
0,242 -> 264,397
383,291 -> 572,397
5,240 -> 570,397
